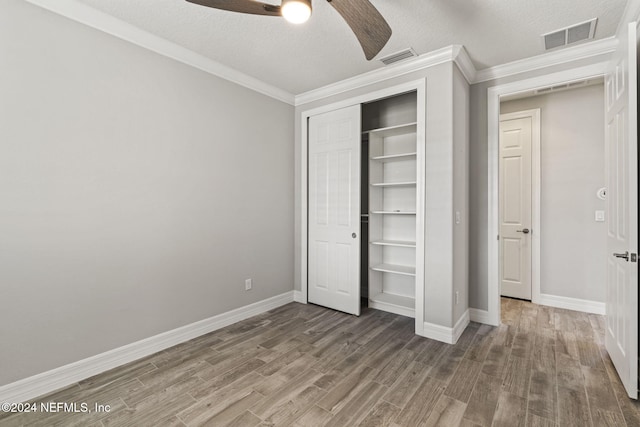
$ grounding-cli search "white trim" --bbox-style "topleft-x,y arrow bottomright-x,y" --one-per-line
531,110 -> 542,307
293,38 -> 616,105
453,310 -> 470,343
23,0 -> 617,107
537,294 -> 605,315
616,0 -> 640,36
295,45 -> 470,106
23,0 -> 295,105
23,0 -> 620,107
420,310 -> 469,344
499,109 -> 541,304
300,79 -> 427,333
469,308 -> 491,324
475,37 -> 617,83
293,290 -> 305,303
487,62 -> 609,326
453,46 -> 477,84
301,114 -> 308,306
413,80 -> 427,336
0,291 -> 295,404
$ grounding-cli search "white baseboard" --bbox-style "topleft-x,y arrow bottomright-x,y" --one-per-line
0,291 -> 295,404
452,310 -> 470,343
469,308 -> 493,324
536,293 -> 605,315
420,310 -> 470,344
293,290 -> 305,303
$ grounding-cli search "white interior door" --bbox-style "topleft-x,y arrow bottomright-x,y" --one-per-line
308,105 -> 361,315
605,21 -> 638,399
499,112 -> 534,300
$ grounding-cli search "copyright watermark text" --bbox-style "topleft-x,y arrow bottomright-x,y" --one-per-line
1,402 -> 111,413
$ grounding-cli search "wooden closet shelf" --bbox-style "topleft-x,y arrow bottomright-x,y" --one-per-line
371,181 -> 417,187
370,240 -> 416,248
368,292 -> 415,318
370,211 -> 416,215
371,152 -> 417,162
363,122 -> 417,137
370,263 -> 416,276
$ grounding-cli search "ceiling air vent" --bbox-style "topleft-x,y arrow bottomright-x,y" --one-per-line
542,18 -> 597,51
379,48 -> 418,66
533,79 -> 597,96
534,87 -> 553,95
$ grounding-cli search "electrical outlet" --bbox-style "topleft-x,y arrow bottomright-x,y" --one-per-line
455,291 -> 459,305
245,279 -> 252,291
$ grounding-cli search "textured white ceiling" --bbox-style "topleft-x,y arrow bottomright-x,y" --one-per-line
76,0 -> 627,94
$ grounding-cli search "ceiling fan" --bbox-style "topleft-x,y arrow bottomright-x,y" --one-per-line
185,0 -> 392,60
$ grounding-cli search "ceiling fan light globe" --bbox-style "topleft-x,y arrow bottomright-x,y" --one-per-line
281,0 -> 311,24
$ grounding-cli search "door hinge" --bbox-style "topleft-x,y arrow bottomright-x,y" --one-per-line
497,234 -> 500,241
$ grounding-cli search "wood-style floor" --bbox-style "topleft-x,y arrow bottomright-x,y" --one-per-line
2,298 -> 640,426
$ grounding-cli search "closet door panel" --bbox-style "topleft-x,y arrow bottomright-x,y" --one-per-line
308,105 -> 361,315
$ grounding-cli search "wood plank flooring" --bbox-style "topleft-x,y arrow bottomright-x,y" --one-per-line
2,298 -> 640,426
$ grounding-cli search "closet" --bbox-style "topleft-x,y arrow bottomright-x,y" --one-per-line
304,63 -> 469,343
361,92 -> 418,318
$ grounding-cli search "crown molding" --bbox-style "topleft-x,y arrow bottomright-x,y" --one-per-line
295,45 -> 470,106
617,0 -> 640,36
293,35 -> 616,105
473,37 -> 618,83
452,45 -> 477,83
23,0 -> 621,105
24,0 -> 296,105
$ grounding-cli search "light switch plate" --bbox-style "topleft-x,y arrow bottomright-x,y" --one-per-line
595,210 -> 605,222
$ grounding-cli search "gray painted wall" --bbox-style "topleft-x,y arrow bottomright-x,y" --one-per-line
501,84 -> 606,302
452,66 -> 470,323
0,0 -> 294,386
468,55 -> 611,311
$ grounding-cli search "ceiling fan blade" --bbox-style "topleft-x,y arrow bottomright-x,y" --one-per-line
185,0 -> 281,16
327,0 -> 391,60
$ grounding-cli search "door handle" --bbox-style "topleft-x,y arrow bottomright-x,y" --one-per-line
613,251 -> 630,261
352,232 -> 357,239
516,228 -> 530,234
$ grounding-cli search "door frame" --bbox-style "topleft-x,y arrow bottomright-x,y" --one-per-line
486,62 -> 608,325
300,79 -> 427,333
498,109 -> 541,303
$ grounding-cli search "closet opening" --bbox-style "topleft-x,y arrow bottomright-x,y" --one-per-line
361,91 -> 418,317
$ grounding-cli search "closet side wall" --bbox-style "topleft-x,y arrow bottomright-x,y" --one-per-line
453,66 -> 470,324
424,63 -> 455,327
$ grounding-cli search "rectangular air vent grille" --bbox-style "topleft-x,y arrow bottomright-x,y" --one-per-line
533,79 -> 594,95
379,48 -> 418,66
542,18 -> 597,51
544,31 -> 567,50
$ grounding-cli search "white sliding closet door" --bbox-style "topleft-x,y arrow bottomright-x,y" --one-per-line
308,105 -> 361,315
